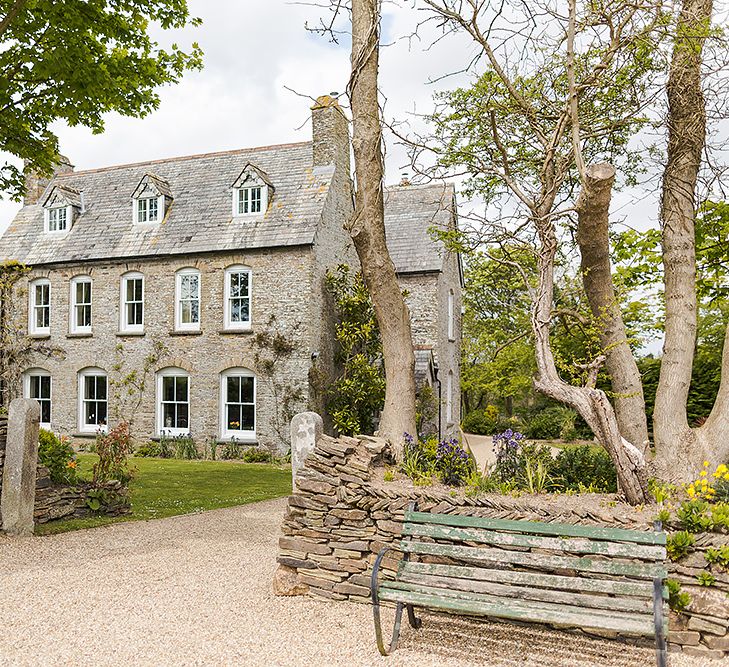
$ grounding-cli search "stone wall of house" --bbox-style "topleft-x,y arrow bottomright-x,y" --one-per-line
0,414 -> 129,527
19,246 -> 320,451
276,433 -> 729,662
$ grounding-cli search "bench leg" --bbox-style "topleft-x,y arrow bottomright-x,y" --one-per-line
373,600 -> 405,656
406,604 -> 422,630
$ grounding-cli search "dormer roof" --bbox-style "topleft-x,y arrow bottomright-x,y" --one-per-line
132,173 -> 173,200
231,163 -> 274,192
41,184 -> 82,209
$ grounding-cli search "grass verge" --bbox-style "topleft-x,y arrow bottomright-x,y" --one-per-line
36,454 -> 292,535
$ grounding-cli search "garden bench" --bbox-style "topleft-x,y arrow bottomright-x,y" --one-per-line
371,505 -> 668,667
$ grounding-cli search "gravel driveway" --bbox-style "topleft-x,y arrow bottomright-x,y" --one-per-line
0,498 -> 710,666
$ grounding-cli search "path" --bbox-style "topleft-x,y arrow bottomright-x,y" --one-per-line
0,499 -> 706,666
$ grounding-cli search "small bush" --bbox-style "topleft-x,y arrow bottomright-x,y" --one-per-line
134,441 -> 160,458
525,407 -> 574,440
172,436 -> 199,460
677,499 -> 713,532
38,429 -> 78,485
551,445 -> 617,493
666,579 -> 691,613
666,530 -> 695,561
401,433 -> 472,487
242,447 -> 272,463
705,545 -> 729,569
221,440 -> 243,460
462,405 -> 500,435
696,570 -> 716,587
435,438 -> 471,486
93,422 -> 135,485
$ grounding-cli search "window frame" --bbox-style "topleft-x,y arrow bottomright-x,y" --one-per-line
233,185 -> 267,218
447,289 -> 456,342
223,265 -> 252,331
23,369 -> 52,428
220,368 -> 256,442
446,370 -> 454,425
44,204 -> 72,234
78,368 -> 108,434
29,278 -> 51,335
120,272 -> 145,333
174,268 -> 201,332
70,275 -> 93,334
133,194 -> 164,225
156,367 -> 191,437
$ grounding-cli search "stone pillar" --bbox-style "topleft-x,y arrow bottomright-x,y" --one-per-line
1,398 -> 40,536
290,412 -> 323,490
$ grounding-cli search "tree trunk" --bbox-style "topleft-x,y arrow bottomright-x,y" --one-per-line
653,0 -> 713,480
532,214 -> 649,505
348,0 -> 417,457
575,163 -> 650,454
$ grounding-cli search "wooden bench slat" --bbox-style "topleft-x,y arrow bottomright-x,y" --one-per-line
400,561 -> 665,599
405,510 -> 666,546
403,522 -> 666,561
378,586 -> 658,637
395,568 -> 654,614
400,540 -> 667,580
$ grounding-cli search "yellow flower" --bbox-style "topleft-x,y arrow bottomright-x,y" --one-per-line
687,486 -> 696,498
700,470 -> 707,477
704,461 -> 710,467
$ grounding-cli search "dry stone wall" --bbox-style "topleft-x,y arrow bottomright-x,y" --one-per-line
276,433 -> 729,662
0,414 -> 129,527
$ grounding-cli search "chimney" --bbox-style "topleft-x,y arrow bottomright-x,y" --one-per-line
311,94 -> 350,178
23,155 -> 74,205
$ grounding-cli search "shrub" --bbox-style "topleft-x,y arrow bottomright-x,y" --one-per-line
461,405 -> 500,435
711,502 -> 729,531
93,422 -> 135,484
435,438 -> 471,486
221,440 -> 243,460
551,445 -> 617,493
134,441 -> 160,458
705,545 -> 729,569
666,579 -> 691,613
242,447 -> 272,463
38,428 -> 78,485
666,530 -> 695,561
697,570 -> 716,587
401,433 -> 472,487
492,429 -> 526,483
676,499 -> 713,532
525,407 -> 574,440
172,435 -> 199,460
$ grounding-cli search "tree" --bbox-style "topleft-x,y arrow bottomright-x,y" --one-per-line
418,0 -> 672,502
0,0 -> 202,199
346,0 -> 417,455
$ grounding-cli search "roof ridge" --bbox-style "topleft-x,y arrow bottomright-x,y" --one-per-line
57,141 -> 312,177
386,182 -> 455,191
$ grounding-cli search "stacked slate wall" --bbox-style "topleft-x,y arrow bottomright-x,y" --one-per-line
277,433 -> 729,662
0,414 -> 128,526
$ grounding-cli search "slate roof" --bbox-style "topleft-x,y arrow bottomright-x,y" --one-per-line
0,144 -> 457,274
0,142 -> 333,266
383,183 -> 457,274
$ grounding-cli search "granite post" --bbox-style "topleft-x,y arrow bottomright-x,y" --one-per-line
1,398 -> 40,536
290,412 -> 322,489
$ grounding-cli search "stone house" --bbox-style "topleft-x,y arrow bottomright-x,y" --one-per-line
0,96 -> 462,451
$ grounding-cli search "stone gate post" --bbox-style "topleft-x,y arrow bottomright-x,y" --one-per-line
1,398 -> 40,536
290,412 -> 322,490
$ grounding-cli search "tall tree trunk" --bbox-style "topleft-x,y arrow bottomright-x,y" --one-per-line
654,0 -> 713,480
575,163 -> 650,454
347,0 -> 417,456
532,213 -> 649,505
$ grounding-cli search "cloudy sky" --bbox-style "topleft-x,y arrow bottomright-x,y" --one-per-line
0,0 -> 480,233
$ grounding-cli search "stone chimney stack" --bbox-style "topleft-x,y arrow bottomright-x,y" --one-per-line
23,155 -> 74,205
311,94 -> 350,178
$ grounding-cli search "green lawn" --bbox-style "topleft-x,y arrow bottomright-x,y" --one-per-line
36,455 -> 292,535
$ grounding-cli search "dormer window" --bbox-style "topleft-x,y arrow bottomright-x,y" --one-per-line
137,196 -> 159,223
47,206 -> 68,232
42,185 -> 80,234
232,163 -> 274,218
131,173 -> 172,225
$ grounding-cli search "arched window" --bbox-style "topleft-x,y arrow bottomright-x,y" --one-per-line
70,275 -> 92,334
175,268 -> 201,332
29,278 -> 51,335
120,271 -> 144,333
223,265 -> 252,330
24,368 -> 52,428
220,368 -> 256,441
78,367 -> 108,433
157,367 -> 190,436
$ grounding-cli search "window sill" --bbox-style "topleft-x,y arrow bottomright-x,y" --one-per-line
72,432 -> 100,439
29,333 -> 51,340
169,329 -> 203,336
67,332 -> 93,339
218,328 -> 254,336
117,331 -> 145,337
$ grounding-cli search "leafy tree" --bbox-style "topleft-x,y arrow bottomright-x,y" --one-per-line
0,0 -> 202,199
